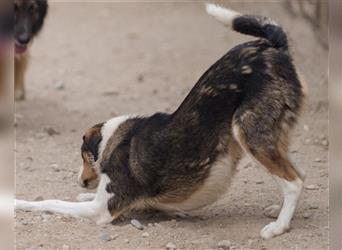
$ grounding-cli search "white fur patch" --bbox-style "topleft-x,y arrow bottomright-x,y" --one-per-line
15,174 -> 114,225
99,115 -> 135,157
154,153 -> 235,212
205,3 -> 240,29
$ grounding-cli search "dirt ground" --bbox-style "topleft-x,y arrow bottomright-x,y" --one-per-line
15,2 -> 328,250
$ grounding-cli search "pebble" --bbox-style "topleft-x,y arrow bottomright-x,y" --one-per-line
166,242 -> 177,250
62,244 -> 70,250
34,196 -> 44,201
45,127 -> 60,136
256,181 -> 264,184
130,219 -> 144,230
217,240 -> 231,250
303,212 -> 313,219
303,125 -> 310,131
304,139 -> 311,145
124,239 -> 130,244
100,233 -> 111,242
141,232 -> 150,238
54,81 -> 65,90
314,158 -> 322,163
264,204 -> 281,218
21,220 -> 28,226
321,139 -> 329,146
305,185 -> 319,190
51,164 -> 60,172
309,205 -> 319,209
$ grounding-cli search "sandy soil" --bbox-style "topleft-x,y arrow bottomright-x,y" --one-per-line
15,2 -> 328,249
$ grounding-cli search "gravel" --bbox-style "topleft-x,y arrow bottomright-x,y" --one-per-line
166,242 -> 177,250
217,240 -> 231,250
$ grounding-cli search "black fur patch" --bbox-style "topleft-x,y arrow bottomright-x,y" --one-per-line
14,0 -> 48,44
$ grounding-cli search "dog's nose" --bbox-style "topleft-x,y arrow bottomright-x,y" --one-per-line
17,33 -> 30,45
82,180 -> 88,188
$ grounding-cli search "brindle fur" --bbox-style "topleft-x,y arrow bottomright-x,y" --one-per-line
80,12 -> 306,219
14,0 -> 48,100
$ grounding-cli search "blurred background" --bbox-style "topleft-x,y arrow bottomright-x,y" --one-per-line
0,0 -> 336,249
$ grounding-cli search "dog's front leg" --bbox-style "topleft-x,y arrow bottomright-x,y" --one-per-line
15,199 -> 112,224
15,174 -> 114,224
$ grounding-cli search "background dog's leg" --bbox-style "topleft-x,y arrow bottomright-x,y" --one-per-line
15,54 -> 29,101
233,124 -> 304,239
15,174 -> 113,224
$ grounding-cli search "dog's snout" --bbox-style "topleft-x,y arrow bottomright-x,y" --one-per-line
17,33 -> 30,45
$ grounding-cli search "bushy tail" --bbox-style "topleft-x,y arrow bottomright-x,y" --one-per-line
205,3 -> 288,50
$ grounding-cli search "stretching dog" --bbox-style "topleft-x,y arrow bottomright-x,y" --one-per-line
16,4 -> 308,239
14,0 -> 48,100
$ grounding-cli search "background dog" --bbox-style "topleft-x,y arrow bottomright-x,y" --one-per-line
16,4 -> 307,240
14,0 -> 48,100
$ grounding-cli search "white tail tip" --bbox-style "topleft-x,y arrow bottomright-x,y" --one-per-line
205,3 -> 240,28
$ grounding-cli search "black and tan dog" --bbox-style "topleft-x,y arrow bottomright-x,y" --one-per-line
16,4 -> 308,239
14,0 -> 48,100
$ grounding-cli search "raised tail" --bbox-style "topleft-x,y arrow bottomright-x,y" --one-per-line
205,3 -> 288,50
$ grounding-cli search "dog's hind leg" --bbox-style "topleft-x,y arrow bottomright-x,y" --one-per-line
233,122 -> 304,239
15,174 -> 113,224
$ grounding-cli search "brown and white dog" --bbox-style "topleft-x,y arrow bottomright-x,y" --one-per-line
15,4 -> 307,239
14,0 -> 48,100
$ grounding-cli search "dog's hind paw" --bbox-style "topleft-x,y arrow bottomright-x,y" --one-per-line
77,193 -> 96,202
260,221 -> 289,239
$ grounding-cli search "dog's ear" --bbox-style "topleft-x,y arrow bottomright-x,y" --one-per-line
82,123 -> 104,162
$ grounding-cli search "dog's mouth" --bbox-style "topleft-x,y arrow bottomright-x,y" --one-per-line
15,42 -> 28,54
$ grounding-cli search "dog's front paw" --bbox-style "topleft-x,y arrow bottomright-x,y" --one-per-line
260,221 -> 289,239
77,193 -> 96,202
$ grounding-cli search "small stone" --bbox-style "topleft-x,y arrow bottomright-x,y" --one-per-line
21,220 -> 28,225
303,212 -> 312,219
314,158 -> 322,163
304,139 -> 311,145
264,204 -> 281,218
137,74 -> 144,82
141,232 -> 149,238
51,164 -> 60,172
256,181 -> 264,184
34,196 -> 44,201
45,127 -> 60,136
305,185 -> 319,190
62,244 -> 70,250
124,239 -> 130,243
217,240 -> 231,250
100,233 -> 111,242
54,81 -> 65,90
130,219 -> 144,230
303,125 -> 309,131
321,139 -> 329,146
111,234 -> 119,240
309,205 -> 319,209
147,223 -> 154,227
166,242 -> 177,250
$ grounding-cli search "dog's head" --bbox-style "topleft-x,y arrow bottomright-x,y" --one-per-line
0,2 -> 13,57
78,123 -> 104,189
14,0 -> 48,54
